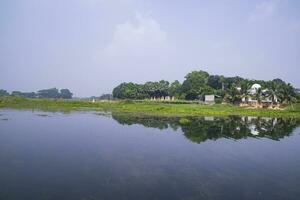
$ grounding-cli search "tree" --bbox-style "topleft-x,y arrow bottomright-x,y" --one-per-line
225,85 -> 241,104
0,89 -> 9,96
208,75 -> 222,90
37,88 -> 60,99
240,81 -> 251,103
99,94 -> 113,100
254,87 -> 262,104
265,82 -> 279,106
11,91 -> 36,98
278,83 -> 296,108
168,80 -> 182,98
60,89 -> 73,99
11,91 -> 23,97
142,80 -> 169,98
157,80 -> 170,97
112,83 -> 145,99
181,70 -> 209,100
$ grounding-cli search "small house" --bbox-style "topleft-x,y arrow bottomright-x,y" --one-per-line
204,95 -> 215,104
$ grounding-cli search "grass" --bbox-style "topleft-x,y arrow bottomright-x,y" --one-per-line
0,96 -> 300,118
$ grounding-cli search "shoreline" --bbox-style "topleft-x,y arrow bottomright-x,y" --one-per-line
0,97 -> 299,119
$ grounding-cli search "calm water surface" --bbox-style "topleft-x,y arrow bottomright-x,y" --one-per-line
0,109 -> 300,200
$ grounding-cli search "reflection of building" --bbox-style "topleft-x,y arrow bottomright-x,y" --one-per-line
249,125 -> 259,135
204,116 -> 214,121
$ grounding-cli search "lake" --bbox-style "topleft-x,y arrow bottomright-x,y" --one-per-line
0,109 -> 300,200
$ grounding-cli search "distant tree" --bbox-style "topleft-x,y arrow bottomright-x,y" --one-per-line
99,94 -> 113,100
157,80 -> 170,97
265,82 -> 279,106
60,89 -> 73,99
240,81 -> 251,103
0,89 -> 9,96
278,83 -> 296,108
223,76 -> 245,90
181,70 -> 209,100
23,92 -> 37,98
254,87 -> 263,104
37,88 -> 60,99
11,91 -> 36,98
168,80 -> 182,98
225,85 -> 241,104
142,80 -> 169,98
207,75 -> 222,90
112,83 -> 144,99
111,70 -> 297,106
11,91 -> 23,97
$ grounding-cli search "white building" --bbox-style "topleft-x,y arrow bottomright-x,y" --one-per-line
241,83 -> 262,103
205,95 -> 215,104
249,84 -> 261,95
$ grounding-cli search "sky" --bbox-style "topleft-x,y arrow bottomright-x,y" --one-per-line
1,0 -> 300,97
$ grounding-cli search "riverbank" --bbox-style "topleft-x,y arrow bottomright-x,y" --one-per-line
0,97 -> 299,118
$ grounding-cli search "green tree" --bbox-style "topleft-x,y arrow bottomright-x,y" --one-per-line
60,89 -> 73,99
278,83 -> 296,108
168,80 -> 182,98
265,82 -> 279,106
254,87 -> 263,104
0,89 -> 9,96
240,81 -> 251,103
112,83 -> 145,99
207,75 -> 222,90
181,70 -> 209,100
11,91 -> 36,98
225,85 -> 241,104
37,88 -> 60,99
11,91 -> 23,97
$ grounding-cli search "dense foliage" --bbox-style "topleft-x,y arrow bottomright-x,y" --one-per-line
0,88 -> 73,99
112,70 -> 299,105
90,94 -> 113,100
0,89 -> 9,96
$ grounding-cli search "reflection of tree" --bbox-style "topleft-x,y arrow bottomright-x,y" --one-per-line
112,114 -> 180,131
112,114 -> 300,144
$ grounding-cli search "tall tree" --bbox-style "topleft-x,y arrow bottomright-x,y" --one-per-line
225,85 -> 241,104
208,75 -> 222,90
168,80 -> 182,98
181,70 -> 209,100
60,89 -> 73,99
0,89 -> 9,96
278,83 -> 296,108
37,88 -> 60,99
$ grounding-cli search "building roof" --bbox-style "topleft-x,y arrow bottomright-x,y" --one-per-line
251,83 -> 261,89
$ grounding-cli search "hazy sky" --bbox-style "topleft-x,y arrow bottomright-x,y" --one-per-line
1,0 -> 300,97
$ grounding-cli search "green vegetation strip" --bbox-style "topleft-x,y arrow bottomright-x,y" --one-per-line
0,97 -> 300,118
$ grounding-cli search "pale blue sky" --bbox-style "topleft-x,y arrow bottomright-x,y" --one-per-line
1,0 -> 300,97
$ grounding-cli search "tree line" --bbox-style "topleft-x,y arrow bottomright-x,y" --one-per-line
0,88 -> 73,99
112,70 -> 300,104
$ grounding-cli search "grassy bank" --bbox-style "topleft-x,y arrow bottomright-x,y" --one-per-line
0,96 -> 300,118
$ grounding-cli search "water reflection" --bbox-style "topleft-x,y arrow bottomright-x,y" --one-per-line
112,114 -> 300,143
